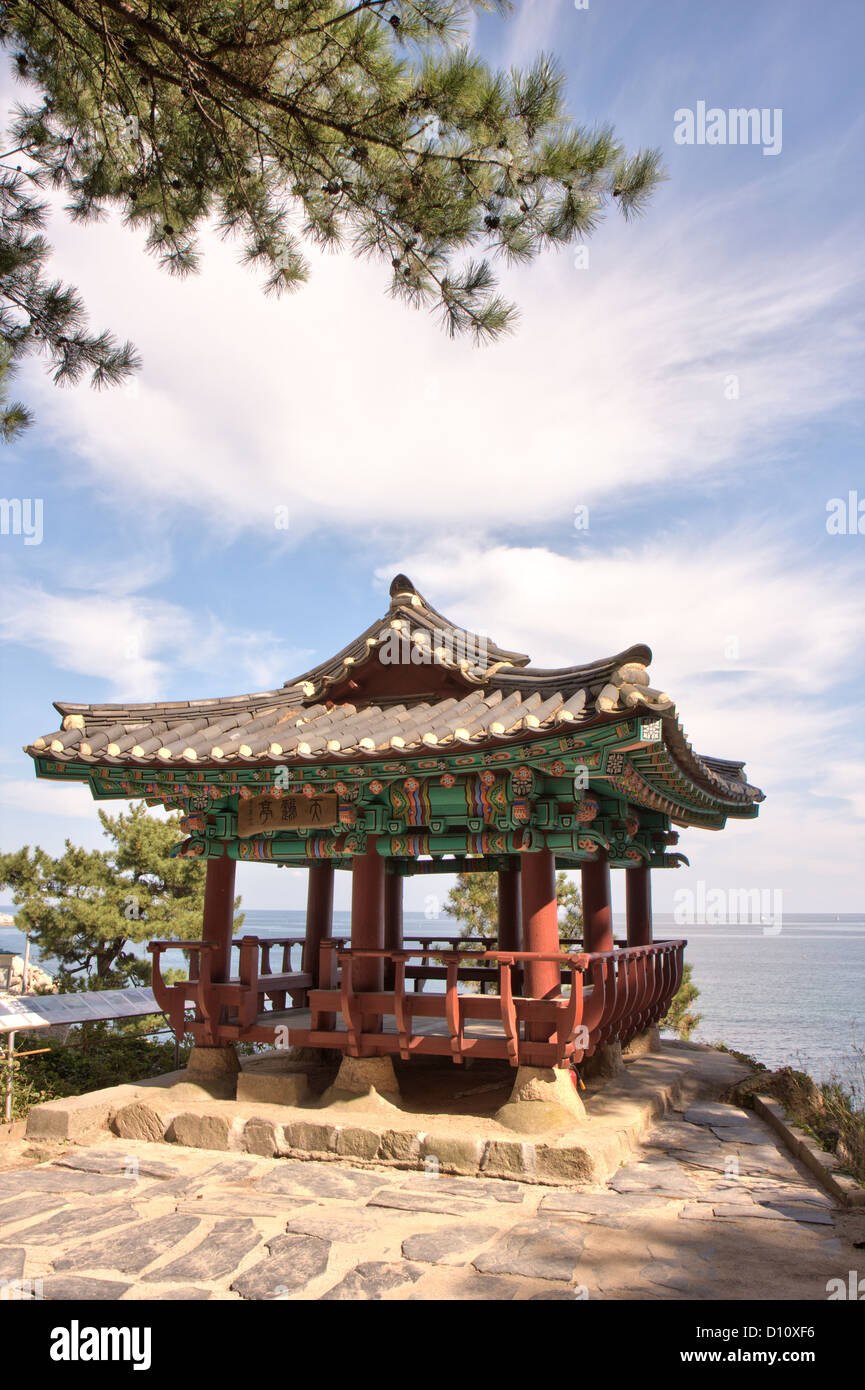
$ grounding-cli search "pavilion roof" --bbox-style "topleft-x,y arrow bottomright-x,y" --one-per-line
24,574 -> 764,810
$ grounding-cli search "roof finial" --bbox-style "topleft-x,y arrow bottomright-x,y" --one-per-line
389,573 -> 417,602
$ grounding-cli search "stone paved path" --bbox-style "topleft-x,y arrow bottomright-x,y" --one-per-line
1,1097 -> 863,1300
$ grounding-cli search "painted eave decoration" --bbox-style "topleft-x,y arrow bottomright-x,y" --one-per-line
24,574 -> 764,832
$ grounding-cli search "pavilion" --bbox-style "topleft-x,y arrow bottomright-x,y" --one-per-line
25,575 -> 764,1098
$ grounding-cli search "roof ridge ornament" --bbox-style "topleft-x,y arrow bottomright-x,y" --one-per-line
389,573 -> 416,599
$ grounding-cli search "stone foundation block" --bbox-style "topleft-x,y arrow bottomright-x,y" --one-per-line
283,1120 -> 338,1154
335,1126 -> 381,1161
378,1129 -> 422,1165
420,1133 -> 485,1176
242,1117 -> 283,1158
169,1111 -> 237,1152
622,1027 -> 661,1060
236,1072 -> 309,1107
535,1143 -> 596,1184
112,1101 -> 173,1144
481,1139 -> 536,1178
495,1065 -> 586,1133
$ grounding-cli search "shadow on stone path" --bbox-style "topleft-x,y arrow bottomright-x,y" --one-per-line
1,1096 -> 863,1301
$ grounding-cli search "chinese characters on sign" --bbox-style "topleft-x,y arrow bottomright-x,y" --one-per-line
236,794 -> 338,837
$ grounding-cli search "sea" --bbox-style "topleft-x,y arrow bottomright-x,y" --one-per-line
2,908 -> 863,1096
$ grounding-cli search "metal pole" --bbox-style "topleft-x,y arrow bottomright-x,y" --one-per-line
4,1031 -> 14,1124
21,937 -> 30,995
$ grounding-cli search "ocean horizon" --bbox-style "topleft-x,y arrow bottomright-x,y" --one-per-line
2,908 -> 863,1094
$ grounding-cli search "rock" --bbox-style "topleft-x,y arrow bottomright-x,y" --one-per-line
284,1209 -> 392,1243
187,1045 -> 240,1079
378,1130 -> 421,1165
539,1192 -> 669,1218
40,1276 -> 131,1300
320,1260 -> 423,1300
472,1219 -> 586,1282
0,954 -> 56,994
319,1056 -> 402,1111
283,1121 -> 338,1154
257,1161 -> 388,1202
137,1286 -> 212,1300
242,1118 -> 282,1158
0,1194 -> 66,1229
400,1175 -> 525,1204
608,1158 -> 700,1197
495,1066 -> 585,1133
436,1273 -> 523,1300
401,1224 -> 498,1265
231,1234 -> 331,1299
335,1126 -> 380,1161
640,1259 -> 715,1293
52,1214 -> 200,1275
534,1144 -> 595,1184
622,1026 -> 660,1059
169,1112 -> 236,1152
710,1126 -> 768,1145
419,1133 -> 484,1175
142,1218 -> 261,1281
0,1247 -> 25,1282
26,1091 -> 133,1142
112,1102 -> 172,1144
0,1169 -> 130,1198
53,1152 -> 176,1179
11,1202 -> 140,1245
369,1189 -> 486,1217
236,1072 -> 309,1107
581,1043 -> 625,1081
684,1103 -> 754,1128
481,1139 -> 536,1179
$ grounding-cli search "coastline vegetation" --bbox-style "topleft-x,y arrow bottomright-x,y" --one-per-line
719,1040 -> 865,1187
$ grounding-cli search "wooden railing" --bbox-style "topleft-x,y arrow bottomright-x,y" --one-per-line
148,934 -> 685,1065
305,940 -> 685,1068
148,935 -> 312,1045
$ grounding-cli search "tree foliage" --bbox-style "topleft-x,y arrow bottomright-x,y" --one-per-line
0,0 -> 663,431
445,868 -> 582,947
662,961 -> 701,1040
0,800 -> 242,989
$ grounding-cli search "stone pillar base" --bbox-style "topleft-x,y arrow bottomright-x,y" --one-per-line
319,1055 -> 401,1113
581,1042 -> 625,1081
185,1044 -> 240,1098
495,1066 -> 586,1134
622,1026 -> 661,1060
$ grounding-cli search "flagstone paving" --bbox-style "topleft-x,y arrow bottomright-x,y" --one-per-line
0,1098 -> 863,1300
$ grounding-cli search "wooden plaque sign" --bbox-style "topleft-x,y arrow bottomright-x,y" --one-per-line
237,794 -> 338,837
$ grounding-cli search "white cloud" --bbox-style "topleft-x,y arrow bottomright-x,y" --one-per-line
0,778 -> 100,821
0,582 -> 308,700
12,180 -> 862,543
372,534 -> 865,908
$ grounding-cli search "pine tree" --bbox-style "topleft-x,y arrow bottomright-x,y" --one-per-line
0,801 -> 243,990
0,0 -> 663,432
663,962 -> 701,1039
445,868 -> 582,948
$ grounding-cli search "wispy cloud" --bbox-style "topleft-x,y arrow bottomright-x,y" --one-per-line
13,185 -> 861,544
0,582 -> 307,701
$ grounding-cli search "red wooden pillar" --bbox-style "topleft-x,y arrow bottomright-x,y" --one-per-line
384,866 -> 403,989
581,850 -> 614,953
202,850 -> 236,984
626,864 -> 652,947
303,860 -> 334,986
521,847 -> 561,1043
351,836 -> 385,1032
497,862 -> 522,953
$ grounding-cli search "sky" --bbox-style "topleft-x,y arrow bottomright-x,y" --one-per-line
1,0 -> 863,916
